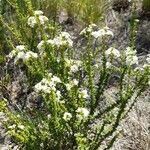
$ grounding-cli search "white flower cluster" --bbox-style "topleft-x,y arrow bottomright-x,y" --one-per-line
35,74 -> 61,95
63,107 -> 89,122
105,47 -> 120,58
63,107 -> 90,121
79,89 -> 89,99
9,45 -> 38,63
80,24 -> 114,38
76,107 -> 89,119
27,10 -> 48,28
91,26 -> 114,38
37,32 -> 73,51
66,59 -> 82,74
47,32 -> 73,48
65,79 -> 79,91
125,47 -> 138,65
9,45 -> 25,58
63,112 -> 72,121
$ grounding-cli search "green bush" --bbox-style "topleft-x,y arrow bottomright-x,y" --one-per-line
0,1 -> 150,150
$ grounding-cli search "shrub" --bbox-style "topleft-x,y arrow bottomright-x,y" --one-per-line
0,1 -> 150,150
0,0 -> 150,150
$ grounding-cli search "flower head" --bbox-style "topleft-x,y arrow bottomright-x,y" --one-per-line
27,16 -> 37,28
63,112 -> 72,121
28,10 -> 48,28
105,47 -> 120,58
91,26 -> 114,38
126,55 -> 138,65
72,79 -> 79,86
16,45 -> 26,51
47,32 -> 73,48
39,15 -> 49,25
79,89 -> 89,99
14,51 -> 26,63
24,51 -> 38,61
76,107 -> 89,119
70,64 -> 79,73
125,47 -> 138,65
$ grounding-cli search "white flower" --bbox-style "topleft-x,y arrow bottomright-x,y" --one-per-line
51,76 -> 61,83
72,79 -> 79,86
14,51 -> 26,63
70,64 -> 79,73
106,62 -> 112,68
126,55 -> 138,65
105,47 -> 120,58
125,47 -> 138,65
37,40 -> 45,51
91,27 -> 113,39
24,51 -> 38,61
61,32 -> 71,39
125,47 -> 136,56
35,80 -> 51,93
65,83 -> 72,91
47,32 -> 73,48
60,32 -> 73,47
34,10 -> 44,16
28,11 -> 48,27
18,125 -> 25,130
76,107 -> 89,118
8,50 -> 17,58
47,39 -> 55,46
91,30 -> 102,38
47,37 -> 63,48
28,16 -> 37,28
63,112 -> 72,121
79,89 -> 89,99
39,15 -> 49,25
16,45 -> 25,51
35,75 -> 61,94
